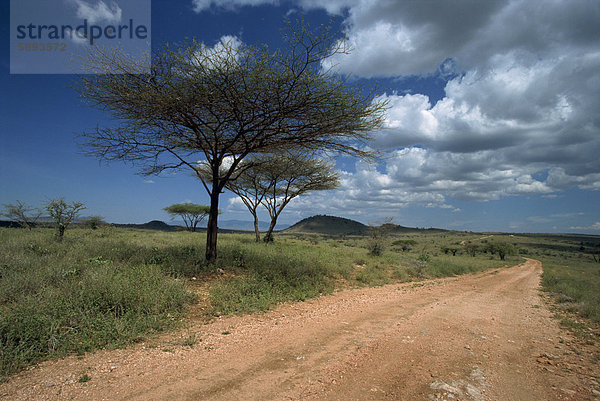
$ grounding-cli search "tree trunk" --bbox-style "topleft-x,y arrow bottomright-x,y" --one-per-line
205,187 -> 220,262
252,212 -> 261,242
264,217 -> 277,243
57,224 -> 65,241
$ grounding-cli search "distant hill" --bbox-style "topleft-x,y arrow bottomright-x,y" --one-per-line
284,215 -> 369,236
113,220 -> 176,232
283,215 -> 448,236
380,223 -> 447,234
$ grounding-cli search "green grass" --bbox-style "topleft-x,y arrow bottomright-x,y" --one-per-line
0,228 -> 195,380
499,233 -> 600,329
209,232 -> 518,313
540,257 -> 600,324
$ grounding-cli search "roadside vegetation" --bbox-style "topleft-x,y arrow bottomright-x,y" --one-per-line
514,234 -> 600,338
1,225 -> 598,380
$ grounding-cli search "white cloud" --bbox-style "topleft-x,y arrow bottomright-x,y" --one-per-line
320,0 -> 600,77
190,0 -> 600,214
527,216 -> 551,224
570,222 -> 600,231
370,49 -> 600,200
317,0 -> 600,202
72,0 -> 122,24
272,158 -> 462,221
295,0 -> 356,15
192,35 -> 243,70
192,0 -> 277,13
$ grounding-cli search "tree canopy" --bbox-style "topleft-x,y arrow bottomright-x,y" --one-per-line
45,198 -> 86,240
78,20 -> 387,261
257,154 -> 339,242
164,203 -> 211,232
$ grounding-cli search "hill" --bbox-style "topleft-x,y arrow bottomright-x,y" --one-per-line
283,215 -> 448,236
284,215 -> 369,236
113,220 -> 176,232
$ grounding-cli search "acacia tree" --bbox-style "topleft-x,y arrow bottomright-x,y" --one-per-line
78,21 -> 387,262
258,154 -> 339,242
1,200 -> 42,230
487,242 -> 516,261
226,163 -> 269,242
45,198 -> 86,240
164,203 -> 211,232
199,153 -> 339,242
196,158 -> 271,242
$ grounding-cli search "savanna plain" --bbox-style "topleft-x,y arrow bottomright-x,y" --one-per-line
1,224 -> 599,400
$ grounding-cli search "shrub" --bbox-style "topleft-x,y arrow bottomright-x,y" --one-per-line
85,216 -> 104,230
418,253 -> 431,262
367,239 -> 385,256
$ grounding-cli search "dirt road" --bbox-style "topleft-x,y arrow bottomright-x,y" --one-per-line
2,259 -> 598,400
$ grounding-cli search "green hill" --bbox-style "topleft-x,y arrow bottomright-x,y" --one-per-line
284,215 -> 368,236
284,215 -> 448,236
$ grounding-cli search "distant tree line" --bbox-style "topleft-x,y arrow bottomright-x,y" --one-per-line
438,242 -> 517,260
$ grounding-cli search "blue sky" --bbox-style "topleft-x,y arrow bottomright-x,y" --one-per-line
1,0 -> 600,234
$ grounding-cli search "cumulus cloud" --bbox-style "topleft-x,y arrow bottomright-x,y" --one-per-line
320,0 -> 599,206
192,35 -> 243,69
192,0 -> 277,13
321,0 -> 600,76
72,0 -> 122,24
370,50 -> 600,201
570,222 -> 600,231
192,0 -> 600,215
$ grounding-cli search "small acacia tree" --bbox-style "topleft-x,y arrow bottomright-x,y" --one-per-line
45,198 -> 86,240
1,200 -> 42,230
487,242 -> 516,261
164,203 -> 211,232
78,20 -> 387,262
258,154 -> 339,242
366,217 -> 395,256
196,153 -> 338,242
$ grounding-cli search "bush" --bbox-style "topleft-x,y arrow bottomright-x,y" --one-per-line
355,264 -> 389,286
392,239 -> 417,252
367,239 -> 385,256
418,253 -> 431,262
84,216 -> 104,230
209,241 -> 336,315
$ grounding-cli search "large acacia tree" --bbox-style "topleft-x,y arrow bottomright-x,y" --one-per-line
78,21 -> 387,262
